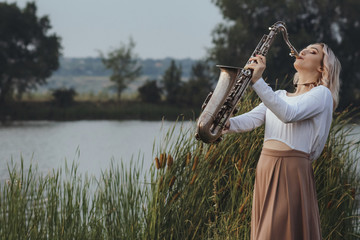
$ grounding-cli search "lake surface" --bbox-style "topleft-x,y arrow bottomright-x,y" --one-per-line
0,120 -> 359,181
0,120 -> 194,180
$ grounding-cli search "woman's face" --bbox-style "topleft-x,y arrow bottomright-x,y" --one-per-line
293,44 -> 324,73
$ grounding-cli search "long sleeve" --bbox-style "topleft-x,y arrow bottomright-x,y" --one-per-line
228,102 -> 267,133
251,78 -> 333,123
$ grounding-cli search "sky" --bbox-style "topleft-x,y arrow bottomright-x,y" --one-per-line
4,0 -> 223,59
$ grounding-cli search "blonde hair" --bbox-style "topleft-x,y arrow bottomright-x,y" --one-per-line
293,43 -> 341,109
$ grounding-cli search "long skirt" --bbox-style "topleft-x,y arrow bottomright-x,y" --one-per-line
251,148 -> 322,240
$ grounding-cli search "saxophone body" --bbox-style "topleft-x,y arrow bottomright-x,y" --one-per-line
195,21 -> 299,144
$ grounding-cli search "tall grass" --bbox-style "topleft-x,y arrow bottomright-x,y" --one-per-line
147,91 -> 360,239
0,158 -> 148,239
0,91 -> 359,239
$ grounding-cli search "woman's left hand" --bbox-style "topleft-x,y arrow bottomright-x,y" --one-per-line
244,55 -> 266,84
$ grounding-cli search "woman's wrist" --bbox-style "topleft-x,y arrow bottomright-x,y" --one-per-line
251,76 -> 261,84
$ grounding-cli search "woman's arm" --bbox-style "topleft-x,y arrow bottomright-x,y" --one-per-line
226,102 -> 267,133
252,78 -> 332,123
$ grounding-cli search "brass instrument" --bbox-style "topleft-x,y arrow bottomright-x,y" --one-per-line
195,21 -> 299,143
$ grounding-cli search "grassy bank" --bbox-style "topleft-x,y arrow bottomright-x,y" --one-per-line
0,101 -> 199,121
0,93 -> 359,239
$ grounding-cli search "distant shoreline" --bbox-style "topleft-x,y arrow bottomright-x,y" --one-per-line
0,101 -> 199,122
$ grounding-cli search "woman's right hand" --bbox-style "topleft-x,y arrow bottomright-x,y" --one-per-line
244,55 -> 266,84
222,120 -> 230,134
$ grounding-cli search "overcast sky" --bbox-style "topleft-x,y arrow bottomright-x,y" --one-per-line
4,0 -> 223,59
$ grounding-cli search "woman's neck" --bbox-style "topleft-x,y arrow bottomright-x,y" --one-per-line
294,71 -> 320,95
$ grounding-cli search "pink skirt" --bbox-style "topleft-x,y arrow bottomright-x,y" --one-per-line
251,148 -> 322,240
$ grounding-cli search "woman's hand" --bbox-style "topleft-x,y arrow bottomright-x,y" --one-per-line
244,55 -> 266,84
222,120 -> 230,134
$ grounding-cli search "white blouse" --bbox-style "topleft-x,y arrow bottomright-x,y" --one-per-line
228,78 -> 333,161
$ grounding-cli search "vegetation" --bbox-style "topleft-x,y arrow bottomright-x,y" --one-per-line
178,60 -> 214,107
0,100 -> 199,121
1,90 -> 359,239
100,38 -> 142,101
209,0 -> 360,110
161,60 -> 183,104
138,80 -> 162,103
0,2 -> 61,104
52,88 -> 77,107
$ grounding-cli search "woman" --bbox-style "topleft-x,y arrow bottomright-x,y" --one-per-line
224,43 -> 341,240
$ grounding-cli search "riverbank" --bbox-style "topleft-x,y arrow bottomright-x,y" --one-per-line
0,101 -> 200,121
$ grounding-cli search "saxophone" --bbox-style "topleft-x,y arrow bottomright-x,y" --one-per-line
195,21 -> 299,143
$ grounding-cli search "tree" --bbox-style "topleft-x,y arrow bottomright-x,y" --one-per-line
0,2 -> 62,103
209,0 -> 360,109
100,38 -> 142,101
179,61 -> 214,107
162,60 -> 182,104
52,88 -> 77,107
138,80 -> 162,103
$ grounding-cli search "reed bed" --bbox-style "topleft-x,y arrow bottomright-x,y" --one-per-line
148,91 -> 360,239
0,158 -> 149,239
0,90 -> 359,239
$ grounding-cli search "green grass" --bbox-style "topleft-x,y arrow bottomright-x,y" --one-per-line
0,158 -> 149,240
0,90 -> 359,239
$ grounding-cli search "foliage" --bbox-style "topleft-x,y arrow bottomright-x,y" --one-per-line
0,101 -> 198,121
209,0 -> 360,109
161,60 -> 182,104
0,158 -> 148,239
138,80 -> 162,103
0,92 -> 359,239
0,2 -> 62,103
178,61 -> 214,107
147,91 -> 360,239
100,38 -> 142,100
52,88 -> 77,107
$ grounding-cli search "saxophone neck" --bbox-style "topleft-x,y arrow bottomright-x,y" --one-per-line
276,22 -> 300,58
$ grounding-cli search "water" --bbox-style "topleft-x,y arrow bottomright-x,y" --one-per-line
0,120 -> 358,180
0,120 -> 194,180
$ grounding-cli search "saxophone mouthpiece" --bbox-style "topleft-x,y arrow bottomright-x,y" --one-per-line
290,50 -> 300,58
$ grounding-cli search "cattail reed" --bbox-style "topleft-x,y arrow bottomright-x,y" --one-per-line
238,196 -> 249,215
167,154 -> 173,169
169,176 -> 176,188
160,153 -> 166,168
204,145 -> 213,160
186,152 -> 191,166
192,156 -> 199,171
236,158 -> 242,172
155,157 -> 161,169
236,176 -> 242,189
190,174 -> 198,185
169,192 -> 181,205
159,176 -> 164,186
326,200 -> 333,209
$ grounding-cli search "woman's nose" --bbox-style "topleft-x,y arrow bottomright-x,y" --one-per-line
300,49 -> 308,56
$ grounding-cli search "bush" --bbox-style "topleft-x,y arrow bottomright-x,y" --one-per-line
52,88 -> 77,107
138,80 -> 162,103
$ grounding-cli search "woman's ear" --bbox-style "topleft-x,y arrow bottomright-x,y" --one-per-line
317,66 -> 324,73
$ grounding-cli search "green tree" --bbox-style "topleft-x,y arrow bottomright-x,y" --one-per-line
52,88 -> 77,107
100,38 -> 141,101
0,2 -> 61,103
162,60 -> 182,104
209,0 -> 360,109
179,61 -> 214,107
138,80 -> 162,103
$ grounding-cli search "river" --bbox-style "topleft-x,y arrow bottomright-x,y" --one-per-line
0,120 -> 194,180
0,120 -> 359,180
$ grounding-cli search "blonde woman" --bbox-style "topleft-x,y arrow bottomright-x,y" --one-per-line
224,43 -> 341,240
